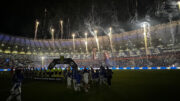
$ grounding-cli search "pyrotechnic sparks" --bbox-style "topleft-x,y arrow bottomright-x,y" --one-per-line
84,32 -> 88,53
94,30 -> 100,52
41,57 -> 44,67
51,28 -> 55,40
51,28 -> 55,48
34,19 -> 39,40
72,33 -> 75,52
141,22 -> 150,55
60,20 -> 63,39
177,1 -> 180,10
108,27 -> 114,52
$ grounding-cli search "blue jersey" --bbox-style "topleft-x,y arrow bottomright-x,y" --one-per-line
67,71 -> 72,77
94,72 -> 99,78
13,73 -> 24,84
72,69 -> 77,79
83,68 -> 89,74
76,73 -> 82,84
100,68 -> 106,76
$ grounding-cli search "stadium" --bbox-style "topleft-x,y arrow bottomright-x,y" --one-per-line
0,0 -> 180,101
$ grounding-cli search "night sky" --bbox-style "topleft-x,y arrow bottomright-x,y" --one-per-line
0,0 -> 175,39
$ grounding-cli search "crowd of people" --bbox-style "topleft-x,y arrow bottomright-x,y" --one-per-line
0,53 -> 32,69
0,51 -> 179,70
4,65 -> 113,101
64,66 -> 113,92
22,65 -> 113,92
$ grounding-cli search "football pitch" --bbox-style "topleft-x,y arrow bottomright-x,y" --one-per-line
0,70 -> 180,101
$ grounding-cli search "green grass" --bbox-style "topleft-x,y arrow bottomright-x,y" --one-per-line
1,70 -> 180,101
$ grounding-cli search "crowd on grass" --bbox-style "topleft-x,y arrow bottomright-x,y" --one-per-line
22,65 -> 113,92
4,65 -> 113,101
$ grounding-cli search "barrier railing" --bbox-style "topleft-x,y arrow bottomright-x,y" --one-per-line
0,67 -> 180,71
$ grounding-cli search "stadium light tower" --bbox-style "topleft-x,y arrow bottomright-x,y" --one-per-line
108,27 -> 114,52
72,33 -> 75,52
34,20 -> 39,40
85,32 -> 88,54
41,57 -> 45,68
94,30 -> 100,52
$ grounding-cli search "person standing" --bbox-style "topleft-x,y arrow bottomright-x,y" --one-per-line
99,66 -> 106,85
75,71 -> 82,91
6,68 -> 24,101
67,69 -> 72,88
83,67 -> 89,92
106,66 -> 113,87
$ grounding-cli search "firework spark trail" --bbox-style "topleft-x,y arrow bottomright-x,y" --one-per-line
51,28 -> 55,49
168,14 -> 175,45
84,33 -> 88,53
178,1 -> 180,10
34,19 -> 39,40
94,30 -> 100,52
85,23 -> 99,52
60,20 -> 63,39
108,27 -> 114,52
142,23 -> 149,55
72,34 -> 75,52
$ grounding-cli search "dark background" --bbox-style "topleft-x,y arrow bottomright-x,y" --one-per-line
0,0 -> 177,39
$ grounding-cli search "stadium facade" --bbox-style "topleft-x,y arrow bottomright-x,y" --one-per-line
0,20 -> 180,67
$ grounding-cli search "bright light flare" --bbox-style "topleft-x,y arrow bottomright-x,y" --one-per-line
60,20 -> 63,24
85,32 -> 87,36
141,22 -> 150,28
178,1 -> 180,10
51,28 -> 55,40
72,33 -> 75,37
41,57 -> 45,60
51,28 -> 55,33
36,21 -> 39,25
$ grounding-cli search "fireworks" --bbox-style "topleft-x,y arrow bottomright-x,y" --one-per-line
51,28 -> 55,48
94,30 -> 100,52
84,32 -> 88,53
141,22 -> 150,55
34,19 -> 39,40
51,28 -> 55,41
72,33 -> 75,52
108,27 -> 114,52
60,20 -> 63,39
178,1 -> 180,10
41,57 -> 45,67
